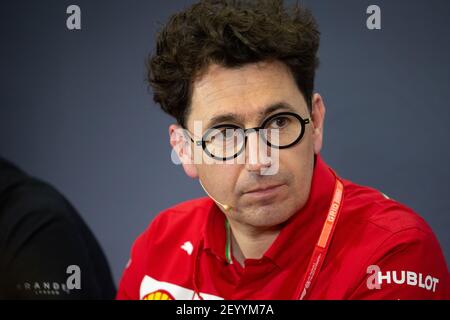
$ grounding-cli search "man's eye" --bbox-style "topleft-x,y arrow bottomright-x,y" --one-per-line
268,116 -> 290,129
220,128 -> 236,138
208,127 -> 236,142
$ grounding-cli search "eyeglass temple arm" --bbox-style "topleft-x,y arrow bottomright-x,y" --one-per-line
184,131 -> 202,146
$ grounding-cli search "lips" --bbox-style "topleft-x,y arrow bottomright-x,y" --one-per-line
244,183 -> 284,194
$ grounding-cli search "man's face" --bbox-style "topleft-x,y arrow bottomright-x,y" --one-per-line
177,60 -> 324,228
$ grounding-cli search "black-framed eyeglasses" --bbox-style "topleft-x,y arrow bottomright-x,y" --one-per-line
186,112 -> 310,161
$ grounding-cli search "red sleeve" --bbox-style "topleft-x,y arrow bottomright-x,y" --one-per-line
116,227 -> 151,300
349,228 -> 450,300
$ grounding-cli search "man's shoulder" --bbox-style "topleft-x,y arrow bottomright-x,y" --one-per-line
153,197 -> 214,224
327,178 -> 449,299
141,197 -> 214,244
341,178 -> 433,236
0,160 -> 83,239
125,197 -> 215,280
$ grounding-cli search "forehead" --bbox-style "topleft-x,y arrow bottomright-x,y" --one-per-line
189,61 -> 307,126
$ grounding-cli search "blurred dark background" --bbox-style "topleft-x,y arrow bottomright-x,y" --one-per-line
1,0 -> 449,284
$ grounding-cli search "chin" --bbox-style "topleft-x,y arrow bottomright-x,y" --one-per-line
239,201 -> 297,228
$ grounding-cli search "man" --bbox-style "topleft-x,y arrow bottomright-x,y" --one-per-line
0,157 -> 116,299
117,0 -> 449,299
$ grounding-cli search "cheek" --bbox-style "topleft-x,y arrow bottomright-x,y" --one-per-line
280,143 -> 314,186
199,164 -> 240,195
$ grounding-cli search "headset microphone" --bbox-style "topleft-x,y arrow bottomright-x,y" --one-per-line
198,179 -> 232,213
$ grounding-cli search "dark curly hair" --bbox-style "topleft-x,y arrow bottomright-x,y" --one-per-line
147,0 -> 320,128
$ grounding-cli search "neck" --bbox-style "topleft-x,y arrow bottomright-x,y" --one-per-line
227,219 -> 281,266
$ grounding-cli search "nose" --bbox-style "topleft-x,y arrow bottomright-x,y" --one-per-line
244,130 -> 272,173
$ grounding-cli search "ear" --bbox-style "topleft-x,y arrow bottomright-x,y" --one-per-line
169,124 -> 198,178
310,93 -> 326,155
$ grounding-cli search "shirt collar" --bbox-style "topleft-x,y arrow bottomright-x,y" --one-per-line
202,154 -> 338,267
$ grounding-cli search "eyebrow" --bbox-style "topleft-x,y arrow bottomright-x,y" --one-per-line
205,102 -> 297,129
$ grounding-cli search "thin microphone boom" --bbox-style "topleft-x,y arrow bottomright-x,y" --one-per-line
198,179 -> 232,212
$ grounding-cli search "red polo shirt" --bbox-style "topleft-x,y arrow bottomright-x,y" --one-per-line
117,155 -> 449,300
